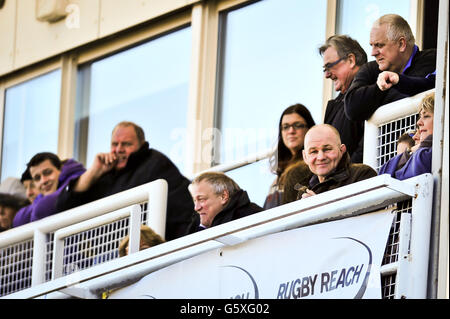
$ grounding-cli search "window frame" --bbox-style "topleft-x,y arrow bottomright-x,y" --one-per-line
0,0 -> 423,180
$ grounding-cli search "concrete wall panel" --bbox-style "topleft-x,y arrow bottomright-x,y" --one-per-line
14,0 -> 100,70
0,0 -> 17,75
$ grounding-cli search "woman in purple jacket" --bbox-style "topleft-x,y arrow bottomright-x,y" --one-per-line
12,153 -> 85,227
379,92 -> 434,180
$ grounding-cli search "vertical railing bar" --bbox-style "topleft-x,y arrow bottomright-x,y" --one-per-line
31,230 -> 46,286
394,212 -> 412,299
127,205 -> 143,255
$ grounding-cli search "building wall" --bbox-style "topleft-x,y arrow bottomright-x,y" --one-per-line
0,0 -> 425,206
0,0 -> 199,76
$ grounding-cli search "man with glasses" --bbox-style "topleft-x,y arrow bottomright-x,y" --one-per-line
319,35 -> 367,163
344,14 -> 436,122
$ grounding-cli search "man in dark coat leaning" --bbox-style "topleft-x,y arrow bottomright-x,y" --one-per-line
187,172 -> 262,233
56,121 -> 196,241
344,13 -> 436,122
319,35 -> 368,163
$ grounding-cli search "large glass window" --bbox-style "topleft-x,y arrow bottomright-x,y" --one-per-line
75,26 -> 191,174
215,0 -> 327,206
1,70 -> 61,181
337,0 -> 412,60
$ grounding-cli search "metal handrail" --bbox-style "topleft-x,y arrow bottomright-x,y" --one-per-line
3,174 -> 433,299
0,179 -> 168,288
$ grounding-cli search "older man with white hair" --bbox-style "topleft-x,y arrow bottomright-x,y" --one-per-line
344,13 -> 436,122
187,172 -> 262,232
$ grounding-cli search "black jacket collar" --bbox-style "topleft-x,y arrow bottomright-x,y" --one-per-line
112,142 -> 151,176
309,153 -> 351,188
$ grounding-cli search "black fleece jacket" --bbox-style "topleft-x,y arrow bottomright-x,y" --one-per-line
56,142 -> 196,240
344,48 -> 436,122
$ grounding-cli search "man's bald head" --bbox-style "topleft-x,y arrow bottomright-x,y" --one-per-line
304,124 -> 342,148
303,124 -> 346,182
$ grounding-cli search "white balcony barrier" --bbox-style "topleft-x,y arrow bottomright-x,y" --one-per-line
0,91 -> 437,298
1,173 -> 434,299
0,179 -> 168,297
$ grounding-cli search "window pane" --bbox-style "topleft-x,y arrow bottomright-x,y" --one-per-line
215,0 -> 327,205
226,159 -> 275,208
76,26 -> 191,174
337,0 -> 412,59
216,0 -> 326,167
1,70 -> 61,181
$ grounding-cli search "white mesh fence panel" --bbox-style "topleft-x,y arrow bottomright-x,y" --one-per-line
375,113 -> 419,171
0,239 -> 34,296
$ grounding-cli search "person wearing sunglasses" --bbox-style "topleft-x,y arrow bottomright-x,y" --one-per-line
319,35 -> 368,163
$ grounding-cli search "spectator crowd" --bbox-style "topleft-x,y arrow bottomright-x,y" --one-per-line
0,14 -> 436,262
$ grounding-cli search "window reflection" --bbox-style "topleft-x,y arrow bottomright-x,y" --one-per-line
215,0 -> 327,206
1,70 -> 61,181
226,158 -> 274,207
337,0 -> 412,60
75,27 -> 191,174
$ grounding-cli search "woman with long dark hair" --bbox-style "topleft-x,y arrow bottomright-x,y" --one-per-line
264,104 -> 316,209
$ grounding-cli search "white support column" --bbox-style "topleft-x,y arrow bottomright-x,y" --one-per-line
363,121 -> 379,169
31,230 -> 47,286
146,179 -> 168,240
52,232 -> 65,280
394,212 -> 412,299
127,204 -> 142,255
409,173 -> 434,298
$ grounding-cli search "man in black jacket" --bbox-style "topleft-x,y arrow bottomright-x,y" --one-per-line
344,14 -> 436,122
187,172 -> 262,232
286,124 -> 377,201
56,121 -> 196,241
319,35 -> 367,163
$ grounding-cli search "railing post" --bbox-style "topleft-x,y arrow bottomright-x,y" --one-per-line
52,232 -> 65,280
31,230 -> 47,286
409,173 -> 434,298
394,212 -> 412,299
127,204 -> 143,255
146,179 -> 168,240
363,121 -> 379,169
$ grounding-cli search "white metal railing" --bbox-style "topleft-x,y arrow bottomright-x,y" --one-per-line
0,179 -> 168,296
1,173 -> 433,299
0,91 -> 437,298
198,147 -> 274,177
51,204 -> 142,279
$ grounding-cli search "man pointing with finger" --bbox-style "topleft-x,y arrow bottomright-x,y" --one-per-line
56,121 -> 196,241
344,14 -> 436,122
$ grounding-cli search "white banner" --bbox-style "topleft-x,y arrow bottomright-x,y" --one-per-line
110,209 -> 395,299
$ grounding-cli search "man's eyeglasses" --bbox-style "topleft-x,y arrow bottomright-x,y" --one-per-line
281,122 -> 308,131
323,57 -> 345,73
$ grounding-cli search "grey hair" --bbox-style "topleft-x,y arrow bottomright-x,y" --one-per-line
373,14 -> 415,48
190,172 -> 241,197
112,121 -> 146,146
319,34 -> 367,66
